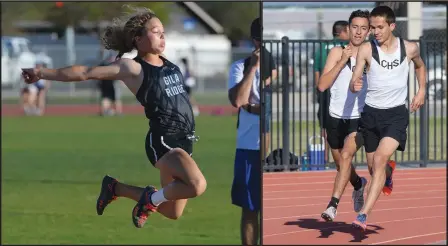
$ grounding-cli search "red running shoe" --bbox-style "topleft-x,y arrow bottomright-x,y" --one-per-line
382,160 -> 396,196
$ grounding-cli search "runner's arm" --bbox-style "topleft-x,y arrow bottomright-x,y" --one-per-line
349,43 -> 369,92
408,42 -> 427,92
317,47 -> 345,92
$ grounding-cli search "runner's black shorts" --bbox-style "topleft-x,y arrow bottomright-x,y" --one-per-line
326,115 -> 360,149
358,104 -> 409,153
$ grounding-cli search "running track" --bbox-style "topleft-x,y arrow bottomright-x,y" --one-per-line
263,167 -> 447,245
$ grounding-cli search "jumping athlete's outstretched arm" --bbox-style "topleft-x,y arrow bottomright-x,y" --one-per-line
406,41 -> 427,112
317,46 -> 352,92
22,58 -> 140,85
350,42 -> 370,93
22,58 -> 143,95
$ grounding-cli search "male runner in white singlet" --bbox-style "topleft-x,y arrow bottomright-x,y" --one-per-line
317,10 -> 370,222
350,5 -> 426,231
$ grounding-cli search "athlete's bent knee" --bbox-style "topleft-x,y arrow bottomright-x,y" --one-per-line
161,148 -> 207,197
190,175 -> 207,197
168,148 -> 207,197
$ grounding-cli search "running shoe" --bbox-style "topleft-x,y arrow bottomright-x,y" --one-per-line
352,177 -> 367,213
132,186 -> 158,228
96,175 -> 118,215
321,206 -> 337,222
352,213 -> 368,231
382,160 -> 396,196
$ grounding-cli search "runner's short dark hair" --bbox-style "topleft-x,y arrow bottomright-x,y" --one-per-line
349,10 -> 370,24
370,5 -> 396,24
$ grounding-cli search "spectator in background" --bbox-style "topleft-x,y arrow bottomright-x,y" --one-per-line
35,62 -> 51,116
228,17 -> 261,246
97,54 -> 123,116
313,20 -> 350,163
179,57 -> 200,116
20,62 -> 50,116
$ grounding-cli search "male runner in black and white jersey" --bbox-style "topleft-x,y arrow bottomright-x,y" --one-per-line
350,5 -> 426,231
317,10 -> 371,222
22,7 -> 207,229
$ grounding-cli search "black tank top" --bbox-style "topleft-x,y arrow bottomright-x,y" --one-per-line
134,56 -> 195,136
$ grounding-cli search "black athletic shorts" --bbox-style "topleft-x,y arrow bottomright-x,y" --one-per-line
145,130 -> 194,166
326,116 -> 360,149
359,104 -> 409,153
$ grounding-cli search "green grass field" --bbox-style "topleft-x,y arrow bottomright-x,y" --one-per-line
2,115 -> 241,244
267,117 -> 447,164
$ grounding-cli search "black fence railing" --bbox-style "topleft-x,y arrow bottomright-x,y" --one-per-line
262,37 -> 447,172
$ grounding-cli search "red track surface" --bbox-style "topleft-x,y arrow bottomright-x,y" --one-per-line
1,104 -> 237,116
263,167 -> 447,245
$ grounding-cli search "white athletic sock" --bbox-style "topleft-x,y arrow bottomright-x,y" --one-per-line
150,188 -> 168,206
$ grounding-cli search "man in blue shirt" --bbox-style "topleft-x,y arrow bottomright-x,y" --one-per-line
227,17 -> 262,246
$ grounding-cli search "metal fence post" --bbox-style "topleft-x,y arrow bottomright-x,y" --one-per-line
419,36 -> 428,168
281,36 -> 290,171
260,43 -> 267,165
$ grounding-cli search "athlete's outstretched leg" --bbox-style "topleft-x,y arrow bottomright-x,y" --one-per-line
321,148 -> 342,221
96,148 -> 201,222
352,137 -> 399,231
154,148 -> 206,201
359,144 -> 395,206
97,173 -> 190,221
365,152 -> 375,194
131,148 -> 206,227
322,132 -> 364,221
333,133 -> 363,200
360,137 -> 398,215
339,132 -> 366,213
